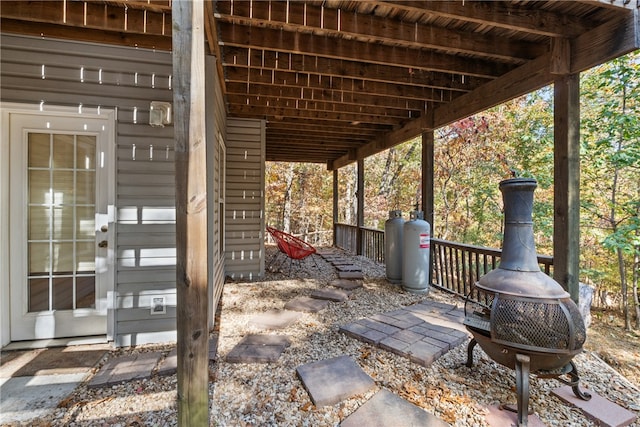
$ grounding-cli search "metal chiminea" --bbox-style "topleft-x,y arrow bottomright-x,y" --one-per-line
463,178 -> 591,426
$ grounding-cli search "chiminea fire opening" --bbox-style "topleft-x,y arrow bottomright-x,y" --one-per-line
463,178 -> 591,426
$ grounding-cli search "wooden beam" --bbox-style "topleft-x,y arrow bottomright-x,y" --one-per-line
428,9 -> 638,130
216,2 -> 541,63
203,0 -> 228,101
228,103 -> 405,125
570,10 -> 640,73
172,0 -> 210,425
433,53 -> 553,129
553,74 -> 581,302
217,22 -> 511,79
328,114 -> 427,170
371,1 -> 592,37
223,55 -> 484,92
0,18 -> 171,50
227,94 -> 420,119
225,81 -> 442,108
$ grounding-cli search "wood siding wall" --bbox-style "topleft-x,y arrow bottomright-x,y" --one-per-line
1,34 -> 226,347
225,118 -> 265,280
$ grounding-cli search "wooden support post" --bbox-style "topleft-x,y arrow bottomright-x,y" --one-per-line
422,117 -> 435,286
356,158 -> 364,255
421,106 -> 435,228
554,73 -> 581,302
333,169 -> 338,247
173,1 -> 209,425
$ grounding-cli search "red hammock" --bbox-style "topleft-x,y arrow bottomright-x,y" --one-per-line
267,226 -> 317,260
266,226 -> 320,274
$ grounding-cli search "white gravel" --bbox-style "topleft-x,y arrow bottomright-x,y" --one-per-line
11,246 -> 640,426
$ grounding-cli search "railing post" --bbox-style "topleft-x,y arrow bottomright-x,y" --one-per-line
333,169 -> 338,247
356,159 -> 364,256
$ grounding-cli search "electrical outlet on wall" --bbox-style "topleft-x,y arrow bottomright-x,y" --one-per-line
151,296 -> 166,315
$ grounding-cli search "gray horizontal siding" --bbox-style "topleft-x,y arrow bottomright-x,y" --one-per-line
225,118 -> 265,280
2,34 -> 228,347
1,34 -> 176,347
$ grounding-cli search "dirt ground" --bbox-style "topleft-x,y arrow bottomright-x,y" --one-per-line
584,309 -> 640,389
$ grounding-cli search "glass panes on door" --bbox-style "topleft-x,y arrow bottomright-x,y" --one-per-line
27,133 -> 96,312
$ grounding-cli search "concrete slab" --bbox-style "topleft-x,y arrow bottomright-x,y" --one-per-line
226,334 -> 292,364
311,288 -> 350,302
0,344 -> 109,377
552,385 -> 637,427
88,351 -> 161,388
296,355 -> 376,407
249,309 -> 302,330
0,372 -> 88,424
341,389 -> 450,427
484,404 -> 546,427
330,279 -> 364,290
285,296 -> 330,313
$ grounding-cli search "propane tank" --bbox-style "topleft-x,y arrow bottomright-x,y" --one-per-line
402,211 -> 431,294
384,210 -> 404,284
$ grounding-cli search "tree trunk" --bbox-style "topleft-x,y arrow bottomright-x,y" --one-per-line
283,163 -> 294,232
634,199 -> 640,329
633,247 -> 639,329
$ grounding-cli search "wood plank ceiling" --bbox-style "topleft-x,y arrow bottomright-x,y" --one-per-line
1,1 -> 638,168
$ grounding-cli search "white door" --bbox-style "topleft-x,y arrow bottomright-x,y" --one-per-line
6,107 -> 115,341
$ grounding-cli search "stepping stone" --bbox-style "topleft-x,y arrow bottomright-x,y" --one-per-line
157,348 -> 177,376
484,404 -> 545,427
285,296 -> 330,313
296,355 -> 375,407
331,279 -> 363,290
88,352 -> 161,388
311,288 -> 350,302
249,309 -> 302,330
552,386 -> 637,427
340,306 -> 468,367
316,248 -> 339,256
340,322 -> 389,345
406,339 -> 449,367
147,335 -> 220,377
341,389 -> 450,427
338,271 -> 364,280
209,334 -> 219,360
334,264 -> 362,272
226,334 -> 291,364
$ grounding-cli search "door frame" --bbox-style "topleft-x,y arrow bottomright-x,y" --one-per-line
1,102 -> 116,347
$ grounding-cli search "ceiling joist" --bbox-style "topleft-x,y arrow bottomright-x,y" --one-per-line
1,0 -> 637,166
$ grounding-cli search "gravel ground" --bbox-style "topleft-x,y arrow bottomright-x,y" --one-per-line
11,246 -> 640,426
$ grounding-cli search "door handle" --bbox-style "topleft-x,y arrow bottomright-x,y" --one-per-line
100,225 -> 108,232
98,240 -> 108,248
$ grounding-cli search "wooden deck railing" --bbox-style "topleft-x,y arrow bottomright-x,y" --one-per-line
334,223 -> 554,300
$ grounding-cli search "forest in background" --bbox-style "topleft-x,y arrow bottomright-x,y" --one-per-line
265,51 -> 639,329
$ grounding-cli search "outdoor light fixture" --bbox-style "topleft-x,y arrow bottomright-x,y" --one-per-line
149,101 -> 172,127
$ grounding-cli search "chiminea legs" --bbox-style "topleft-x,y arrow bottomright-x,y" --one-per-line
514,354 -> 531,426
